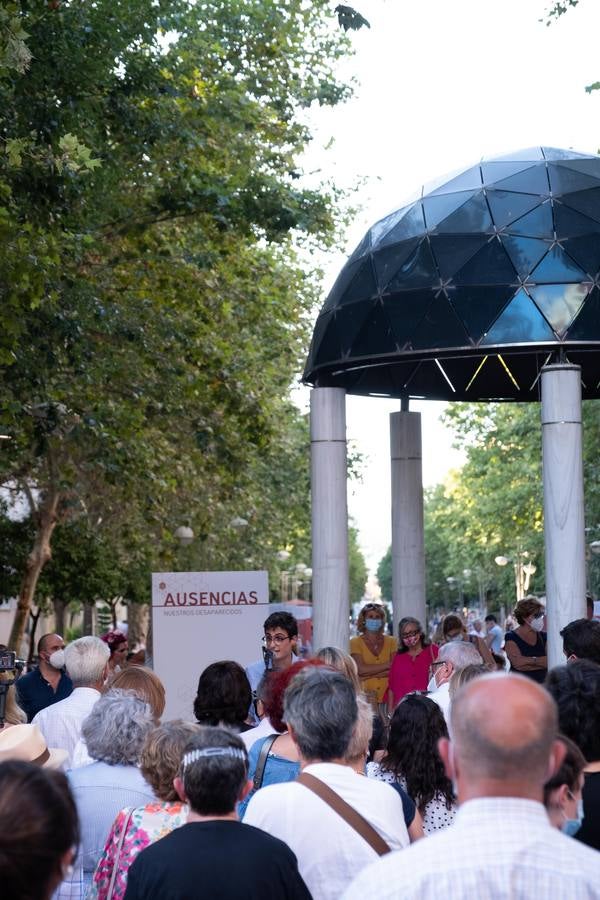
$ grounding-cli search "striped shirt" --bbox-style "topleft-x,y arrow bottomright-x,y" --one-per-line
342,796 -> 600,900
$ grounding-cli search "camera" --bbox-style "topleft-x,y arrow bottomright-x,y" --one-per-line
0,650 -> 24,674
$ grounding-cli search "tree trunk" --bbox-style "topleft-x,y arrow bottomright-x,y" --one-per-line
52,597 -> 67,638
82,602 -> 94,636
8,490 -> 60,653
127,601 -> 149,649
28,607 -> 42,663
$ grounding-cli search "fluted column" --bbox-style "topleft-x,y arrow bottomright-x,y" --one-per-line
390,410 -> 426,637
310,387 -> 349,650
541,364 -> 586,669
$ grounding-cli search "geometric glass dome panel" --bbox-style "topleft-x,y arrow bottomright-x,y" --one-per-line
304,147 -> 600,400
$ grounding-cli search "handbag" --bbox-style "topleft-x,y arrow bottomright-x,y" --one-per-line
105,807 -> 134,900
296,772 -> 391,856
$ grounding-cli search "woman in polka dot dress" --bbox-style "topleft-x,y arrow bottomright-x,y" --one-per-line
367,693 -> 456,834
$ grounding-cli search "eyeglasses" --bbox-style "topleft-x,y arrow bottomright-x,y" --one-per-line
428,660 -> 447,676
263,634 -> 290,646
401,630 -> 420,640
362,603 -> 383,612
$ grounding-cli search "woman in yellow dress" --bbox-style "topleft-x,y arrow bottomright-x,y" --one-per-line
350,603 -> 396,709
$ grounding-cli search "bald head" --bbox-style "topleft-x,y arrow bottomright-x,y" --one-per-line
450,674 -> 558,784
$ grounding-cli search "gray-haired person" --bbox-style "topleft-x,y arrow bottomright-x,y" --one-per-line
427,640 -> 483,724
32,635 -> 110,767
55,691 -> 156,899
124,726 -> 311,900
243,668 -> 409,900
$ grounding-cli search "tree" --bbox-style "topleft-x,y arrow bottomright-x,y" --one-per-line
0,0 -> 354,650
348,525 -> 368,605
376,398 -> 600,613
376,546 -> 391,603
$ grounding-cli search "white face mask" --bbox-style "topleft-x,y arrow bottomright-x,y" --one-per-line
427,674 -> 438,692
48,649 -> 66,670
529,616 -> 544,632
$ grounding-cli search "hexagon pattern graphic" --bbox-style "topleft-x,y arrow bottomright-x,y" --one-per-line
304,148 -> 600,401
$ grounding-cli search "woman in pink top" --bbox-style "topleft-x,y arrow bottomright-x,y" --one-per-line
386,617 -> 438,713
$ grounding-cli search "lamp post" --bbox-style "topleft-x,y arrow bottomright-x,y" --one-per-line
174,526 -> 194,547
277,550 -> 291,601
494,552 -> 537,602
446,569 -> 471,609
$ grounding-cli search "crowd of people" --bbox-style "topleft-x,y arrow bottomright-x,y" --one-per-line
0,606 -> 599,899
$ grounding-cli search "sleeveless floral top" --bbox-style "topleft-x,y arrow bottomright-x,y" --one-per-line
88,801 -> 188,899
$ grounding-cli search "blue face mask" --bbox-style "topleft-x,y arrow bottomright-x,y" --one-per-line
365,619 -> 383,633
561,798 -> 584,837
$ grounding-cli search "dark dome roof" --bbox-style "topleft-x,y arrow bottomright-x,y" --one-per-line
303,147 -> 600,401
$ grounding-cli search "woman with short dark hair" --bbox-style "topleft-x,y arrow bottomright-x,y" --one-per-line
504,598 -> 547,683
0,759 -> 79,900
193,660 -> 252,732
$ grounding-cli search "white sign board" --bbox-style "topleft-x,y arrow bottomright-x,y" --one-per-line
152,570 -> 269,721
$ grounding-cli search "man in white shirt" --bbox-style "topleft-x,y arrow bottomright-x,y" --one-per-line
243,668 -> 409,900
427,640 -> 482,723
33,636 -> 109,767
344,673 -> 600,900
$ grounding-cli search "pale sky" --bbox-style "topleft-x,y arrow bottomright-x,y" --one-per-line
296,0 -> 600,577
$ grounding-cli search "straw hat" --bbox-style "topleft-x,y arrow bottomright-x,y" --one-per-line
0,724 -> 68,769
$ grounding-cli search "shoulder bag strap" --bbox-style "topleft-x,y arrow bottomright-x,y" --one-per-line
106,807 -> 134,900
252,733 -> 278,792
296,772 -> 391,856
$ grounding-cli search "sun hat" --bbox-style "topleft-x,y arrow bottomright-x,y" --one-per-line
0,723 -> 68,769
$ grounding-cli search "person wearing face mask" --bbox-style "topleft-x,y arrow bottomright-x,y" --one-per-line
441,614 -> 495,669
350,604 -> 396,710
32,637 -> 110,768
426,640 -> 483,725
504,598 -> 548,683
386,617 -> 439,713
16,634 -> 73,723
543,734 -> 586,836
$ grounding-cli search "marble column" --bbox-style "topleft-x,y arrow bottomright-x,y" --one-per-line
310,387 -> 349,651
541,363 -> 587,670
390,410 -> 426,637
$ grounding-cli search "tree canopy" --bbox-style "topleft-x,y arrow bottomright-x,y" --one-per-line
0,0 -> 355,649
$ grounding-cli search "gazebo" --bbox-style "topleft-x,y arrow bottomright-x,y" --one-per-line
303,147 -> 600,666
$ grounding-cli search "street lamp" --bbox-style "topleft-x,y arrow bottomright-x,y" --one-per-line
229,516 -> 248,529
494,551 -> 536,601
174,525 -> 194,547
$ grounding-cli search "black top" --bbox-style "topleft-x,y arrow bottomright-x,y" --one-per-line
15,667 -> 73,722
124,820 -> 312,900
576,771 -> 600,851
388,781 -> 416,826
504,630 -> 547,684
